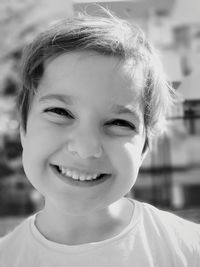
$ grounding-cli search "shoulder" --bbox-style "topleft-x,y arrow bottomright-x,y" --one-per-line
141,201 -> 200,234
139,201 -> 200,256
0,215 -> 33,259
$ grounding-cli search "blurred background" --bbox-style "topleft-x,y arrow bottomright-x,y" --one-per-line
0,0 -> 200,236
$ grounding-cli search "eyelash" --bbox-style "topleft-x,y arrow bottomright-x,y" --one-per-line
44,108 -> 136,131
106,119 -> 136,131
44,107 -> 74,118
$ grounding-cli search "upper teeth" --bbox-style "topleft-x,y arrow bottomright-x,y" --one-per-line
58,166 -> 100,181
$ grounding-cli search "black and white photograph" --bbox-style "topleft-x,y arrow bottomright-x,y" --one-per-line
0,0 -> 200,266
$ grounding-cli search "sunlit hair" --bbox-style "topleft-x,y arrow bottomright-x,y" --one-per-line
17,8 -> 176,151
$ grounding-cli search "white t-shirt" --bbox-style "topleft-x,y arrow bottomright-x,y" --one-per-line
0,199 -> 199,267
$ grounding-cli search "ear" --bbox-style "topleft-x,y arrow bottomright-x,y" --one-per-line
140,137 -> 149,165
19,125 -> 26,148
140,147 -> 149,165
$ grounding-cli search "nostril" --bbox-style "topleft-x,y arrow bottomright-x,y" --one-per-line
65,141 -> 103,159
67,144 -> 77,155
92,146 -> 103,158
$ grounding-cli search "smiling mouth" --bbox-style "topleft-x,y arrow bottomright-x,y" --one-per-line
51,164 -> 111,186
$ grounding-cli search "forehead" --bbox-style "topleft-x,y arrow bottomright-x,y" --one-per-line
36,51 -> 145,112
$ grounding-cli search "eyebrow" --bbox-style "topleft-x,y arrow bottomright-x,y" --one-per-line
38,94 -> 74,105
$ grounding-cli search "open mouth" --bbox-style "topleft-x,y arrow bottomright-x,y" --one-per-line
51,164 -> 111,186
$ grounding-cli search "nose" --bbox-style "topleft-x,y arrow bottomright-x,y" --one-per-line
65,129 -> 103,159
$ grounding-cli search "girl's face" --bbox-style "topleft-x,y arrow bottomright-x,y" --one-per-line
20,51 -> 147,215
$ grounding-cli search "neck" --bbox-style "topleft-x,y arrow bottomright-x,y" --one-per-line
35,197 -> 134,245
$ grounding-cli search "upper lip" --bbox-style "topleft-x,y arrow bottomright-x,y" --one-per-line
51,163 -> 111,176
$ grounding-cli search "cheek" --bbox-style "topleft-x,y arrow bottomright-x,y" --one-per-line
22,126 -> 60,177
108,138 -> 143,173
25,122 -> 62,152
123,142 -> 143,176
104,140 -> 143,201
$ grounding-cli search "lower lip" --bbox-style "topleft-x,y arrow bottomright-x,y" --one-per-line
50,165 -> 111,188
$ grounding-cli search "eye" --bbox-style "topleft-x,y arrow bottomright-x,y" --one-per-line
44,107 -> 74,119
106,119 -> 136,131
